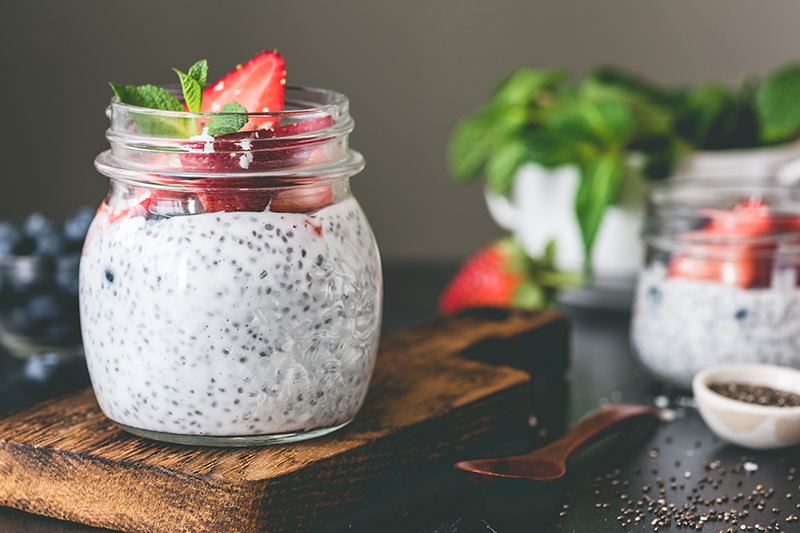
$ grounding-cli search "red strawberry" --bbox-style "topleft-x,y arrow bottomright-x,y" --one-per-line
701,196 -> 773,237
202,50 -> 286,130
270,184 -> 334,214
180,116 -> 335,174
98,190 -> 206,222
668,246 -> 771,288
439,238 -> 543,315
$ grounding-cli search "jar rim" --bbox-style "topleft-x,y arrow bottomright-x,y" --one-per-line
97,85 -> 363,181
108,85 -> 349,119
644,177 -> 800,255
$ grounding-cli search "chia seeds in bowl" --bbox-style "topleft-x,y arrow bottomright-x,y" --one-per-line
82,85 -> 382,446
631,179 -> 800,389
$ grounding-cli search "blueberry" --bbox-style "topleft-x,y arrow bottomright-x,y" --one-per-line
56,254 -> 81,296
23,352 -> 66,386
646,285 -> 662,306
24,212 -> 57,237
27,294 -> 62,323
34,228 -> 68,257
8,255 -> 50,292
64,206 -> 95,243
105,269 -> 114,283
0,222 -> 24,255
734,308 -> 749,321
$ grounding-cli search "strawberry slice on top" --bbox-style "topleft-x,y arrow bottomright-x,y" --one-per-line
201,50 -> 286,130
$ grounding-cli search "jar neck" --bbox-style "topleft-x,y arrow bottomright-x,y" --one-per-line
644,178 -> 800,258
95,86 -> 364,186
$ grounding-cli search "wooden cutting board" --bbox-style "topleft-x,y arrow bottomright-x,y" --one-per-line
0,309 -> 568,533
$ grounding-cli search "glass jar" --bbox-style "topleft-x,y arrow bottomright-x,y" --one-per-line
81,86 -> 382,446
631,179 -> 800,389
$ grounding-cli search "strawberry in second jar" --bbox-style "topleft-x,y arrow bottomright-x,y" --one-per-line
669,196 -> 800,288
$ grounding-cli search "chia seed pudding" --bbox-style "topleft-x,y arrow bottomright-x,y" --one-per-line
84,81 -> 380,445
632,179 -> 800,390
80,196 -> 381,441
631,263 -> 800,389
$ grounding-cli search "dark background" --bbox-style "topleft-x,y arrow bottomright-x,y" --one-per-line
3,0 -> 800,261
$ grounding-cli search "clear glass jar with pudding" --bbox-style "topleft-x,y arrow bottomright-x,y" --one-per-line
631,179 -> 800,389
81,87 -> 382,446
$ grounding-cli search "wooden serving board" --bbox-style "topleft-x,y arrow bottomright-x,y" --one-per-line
0,309 -> 568,533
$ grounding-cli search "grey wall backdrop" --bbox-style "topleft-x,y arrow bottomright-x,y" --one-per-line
3,1 -> 800,261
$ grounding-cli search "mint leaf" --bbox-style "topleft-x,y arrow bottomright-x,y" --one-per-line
549,96 -> 634,145
757,62 -> 800,143
448,106 -> 527,183
586,66 -> 681,107
491,67 -> 566,108
174,69 -> 203,112
484,136 -> 527,195
109,83 -> 185,112
574,150 -> 626,273
187,59 -> 208,89
109,82 -> 195,137
173,59 -> 208,112
207,102 -> 248,136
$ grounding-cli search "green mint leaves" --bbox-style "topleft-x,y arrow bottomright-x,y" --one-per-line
207,103 -> 248,136
173,60 -> 208,113
757,63 -> 800,143
108,83 -> 186,112
109,82 -> 196,138
110,59 -> 248,138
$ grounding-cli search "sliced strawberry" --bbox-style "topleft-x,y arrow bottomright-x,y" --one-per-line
98,192 -> 153,224
270,184 -> 334,214
202,50 -> 286,130
668,246 -> 771,288
701,196 -> 773,237
187,178 -> 273,213
668,196 -> 799,288
180,116 -> 335,174
98,190 -> 206,222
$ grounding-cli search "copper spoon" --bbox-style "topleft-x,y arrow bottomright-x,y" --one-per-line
454,403 -> 661,488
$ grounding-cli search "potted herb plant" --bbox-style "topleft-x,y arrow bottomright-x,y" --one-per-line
449,64 -> 800,305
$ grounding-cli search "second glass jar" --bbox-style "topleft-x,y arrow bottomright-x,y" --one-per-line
631,179 -> 800,389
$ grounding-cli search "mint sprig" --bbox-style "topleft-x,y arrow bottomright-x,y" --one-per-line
207,103 -> 248,136
108,83 -> 186,112
174,59 -> 208,113
110,59 -> 249,138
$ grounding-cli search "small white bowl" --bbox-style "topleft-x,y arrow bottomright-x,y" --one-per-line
693,364 -> 800,450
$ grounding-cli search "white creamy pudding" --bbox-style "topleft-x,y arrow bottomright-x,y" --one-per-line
631,263 -> 800,389
79,196 -> 382,440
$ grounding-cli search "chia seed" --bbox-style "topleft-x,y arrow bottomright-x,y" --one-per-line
709,382 -> 800,407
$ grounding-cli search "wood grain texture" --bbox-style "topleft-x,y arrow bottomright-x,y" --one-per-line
0,309 -> 569,533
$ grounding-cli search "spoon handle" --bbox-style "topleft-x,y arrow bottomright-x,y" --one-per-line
536,403 -> 661,464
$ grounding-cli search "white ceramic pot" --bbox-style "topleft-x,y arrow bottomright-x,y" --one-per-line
484,141 -> 800,308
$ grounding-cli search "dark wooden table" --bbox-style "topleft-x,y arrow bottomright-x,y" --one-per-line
1,263 -> 799,533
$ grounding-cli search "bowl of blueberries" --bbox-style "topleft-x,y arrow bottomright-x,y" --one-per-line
0,207 -> 94,359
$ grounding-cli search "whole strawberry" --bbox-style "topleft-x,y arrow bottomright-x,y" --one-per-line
439,238 -> 574,315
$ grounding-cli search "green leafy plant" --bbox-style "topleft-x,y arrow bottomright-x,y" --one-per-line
449,63 -> 800,274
